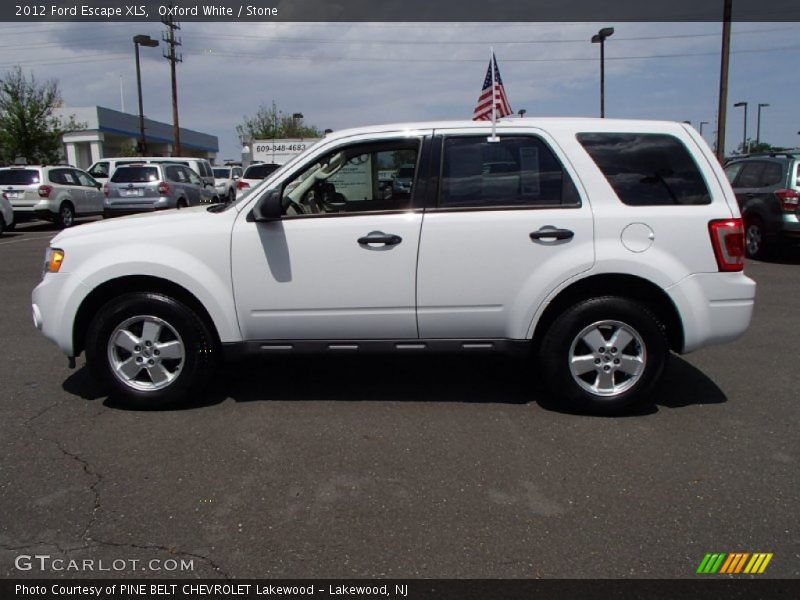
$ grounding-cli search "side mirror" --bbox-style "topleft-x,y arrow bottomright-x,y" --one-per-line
252,190 -> 283,222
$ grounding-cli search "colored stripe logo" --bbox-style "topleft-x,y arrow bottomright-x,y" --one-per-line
696,553 -> 773,574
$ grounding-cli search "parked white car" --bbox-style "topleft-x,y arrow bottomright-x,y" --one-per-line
32,119 -> 756,413
236,162 -> 281,198
212,165 -> 243,203
1,165 -> 103,228
0,191 -> 14,235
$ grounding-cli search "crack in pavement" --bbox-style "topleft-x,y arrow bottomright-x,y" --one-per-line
16,399 -> 231,579
88,539 -> 233,580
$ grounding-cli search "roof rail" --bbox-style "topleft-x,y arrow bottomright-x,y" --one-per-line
734,151 -> 800,159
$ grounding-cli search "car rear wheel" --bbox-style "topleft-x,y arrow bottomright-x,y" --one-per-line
57,202 -> 75,228
0,215 -> 5,236
86,292 -> 218,408
744,217 -> 769,260
227,189 -> 235,203
540,296 -> 668,414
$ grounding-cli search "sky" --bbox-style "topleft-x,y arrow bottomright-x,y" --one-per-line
0,20 -> 798,160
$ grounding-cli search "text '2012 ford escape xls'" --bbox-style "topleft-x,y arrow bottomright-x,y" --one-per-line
32,119 -> 756,413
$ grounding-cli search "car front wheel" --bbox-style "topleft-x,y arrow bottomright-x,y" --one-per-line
86,292 -> 218,408
540,296 -> 668,414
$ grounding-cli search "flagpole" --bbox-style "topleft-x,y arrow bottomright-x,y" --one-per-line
489,47 -> 499,142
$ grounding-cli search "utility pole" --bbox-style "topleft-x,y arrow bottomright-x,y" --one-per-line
715,0 -> 732,161
162,6 -> 182,156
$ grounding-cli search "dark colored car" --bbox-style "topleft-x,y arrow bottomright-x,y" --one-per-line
724,153 -> 800,259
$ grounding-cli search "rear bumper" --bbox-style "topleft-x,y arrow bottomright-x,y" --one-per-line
666,272 -> 756,354
780,213 -> 800,240
12,200 -> 56,220
104,196 -> 172,216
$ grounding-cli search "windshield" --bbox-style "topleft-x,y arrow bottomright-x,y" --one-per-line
213,168 -> 231,178
244,163 -> 280,180
0,169 -> 40,185
111,166 -> 160,183
397,167 -> 414,179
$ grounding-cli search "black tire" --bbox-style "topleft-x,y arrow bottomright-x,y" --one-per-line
57,202 -> 75,228
227,189 -> 235,204
539,296 -> 668,415
85,292 -> 218,409
176,198 -> 187,209
744,216 -> 769,260
0,216 -> 5,236
5,220 -> 15,231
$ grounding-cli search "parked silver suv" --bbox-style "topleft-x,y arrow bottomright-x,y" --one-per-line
104,163 -> 214,216
89,157 -> 217,189
0,165 -> 103,228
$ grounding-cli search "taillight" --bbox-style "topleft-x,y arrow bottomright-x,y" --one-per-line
775,188 -> 800,212
237,180 -> 250,191
38,185 -> 53,198
157,182 -> 170,195
708,219 -> 745,272
102,184 -> 109,197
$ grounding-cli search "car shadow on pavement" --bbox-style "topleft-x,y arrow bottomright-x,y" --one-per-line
747,246 -> 800,265
62,352 -> 726,417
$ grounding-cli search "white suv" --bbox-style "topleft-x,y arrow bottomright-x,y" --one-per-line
32,119 -> 756,413
1,165 -> 104,228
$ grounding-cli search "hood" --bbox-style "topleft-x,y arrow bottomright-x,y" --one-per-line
50,206 -> 213,245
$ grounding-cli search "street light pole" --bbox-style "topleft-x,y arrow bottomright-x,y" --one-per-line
132,35 -> 159,156
591,27 -> 614,118
756,103 -> 770,146
734,101 -> 748,154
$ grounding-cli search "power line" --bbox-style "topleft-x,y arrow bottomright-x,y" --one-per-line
1,43 -> 796,70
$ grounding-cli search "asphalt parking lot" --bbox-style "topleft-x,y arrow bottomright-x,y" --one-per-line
0,219 -> 798,580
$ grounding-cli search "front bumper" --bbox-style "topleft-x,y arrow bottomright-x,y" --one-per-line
32,273 -> 87,356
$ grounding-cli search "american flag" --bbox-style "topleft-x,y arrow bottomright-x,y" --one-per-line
472,52 -> 512,121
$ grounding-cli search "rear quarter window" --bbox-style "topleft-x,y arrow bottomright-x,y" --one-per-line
0,169 -> 41,185
577,132 -> 711,206
111,167 -> 160,183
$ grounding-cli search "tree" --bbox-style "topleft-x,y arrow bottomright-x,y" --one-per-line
735,138 -> 790,155
0,66 -> 83,164
236,101 -> 322,140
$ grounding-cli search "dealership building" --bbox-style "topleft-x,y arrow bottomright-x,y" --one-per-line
54,106 -> 219,169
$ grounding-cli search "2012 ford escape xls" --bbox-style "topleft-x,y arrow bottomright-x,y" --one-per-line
32,119 -> 756,413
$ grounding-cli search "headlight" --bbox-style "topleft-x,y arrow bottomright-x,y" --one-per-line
44,247 -> 65,275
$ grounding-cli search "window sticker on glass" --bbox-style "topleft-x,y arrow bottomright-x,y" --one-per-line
520,146 -> 540,196
328,154 -> 373,202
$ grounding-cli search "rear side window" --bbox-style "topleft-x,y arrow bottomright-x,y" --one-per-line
761,162 -> 784,187
439,136 -> 580,208
577,133 -> 711,206
0,169 -> 40,185
244,164 -> 280,180
736,162 -> 764,188
111,167 -> 160,183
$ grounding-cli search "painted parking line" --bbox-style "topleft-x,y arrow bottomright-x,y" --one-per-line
0,233 -> 55,246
